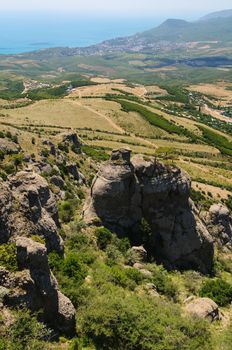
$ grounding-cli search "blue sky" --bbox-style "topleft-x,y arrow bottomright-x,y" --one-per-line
1,0 -> 232,17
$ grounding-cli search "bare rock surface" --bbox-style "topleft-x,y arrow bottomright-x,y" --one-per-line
62,132 -> 82,152
0,138 -> 20,154
0,171 -> 63,254
84,149 -> 214,273
205,204 -> 232,247
0,179 -> 13,243
184,297 -> 220,322
0,238 -> 75,335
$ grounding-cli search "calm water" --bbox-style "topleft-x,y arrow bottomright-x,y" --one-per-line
0,12 -> 166,54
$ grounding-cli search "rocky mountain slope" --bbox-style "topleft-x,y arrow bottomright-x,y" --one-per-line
0,131 -> 232,349
84,149 -> 214,273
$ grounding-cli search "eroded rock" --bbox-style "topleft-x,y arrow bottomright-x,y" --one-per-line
0,237 -> 76,335
0,171 -> 63,254
184,297 -> 220,322
205,204 -> 232,248
0,138 -> 20,154
62,132 -> 82,152
84,149 -> 214,273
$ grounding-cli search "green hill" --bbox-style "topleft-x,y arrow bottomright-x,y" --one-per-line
138,16 -> 232,43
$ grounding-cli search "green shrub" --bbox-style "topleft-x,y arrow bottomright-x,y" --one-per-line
82,145 -> 109,161
31,235 -> 45,245
199,126 -> 232,156
5,310 -> 50,350
58,200 -> 79,223
200,278 -> 232,306
62,253 -> 87,281
225,195 -> 232,212
49,251 -> 88,307
0,243 -> 18,272
115,99 -> 197,141
215,320 -> 232,350
105,245 -> 124,266
3,163 -> 15,175
95,227 -> 113,250
78,286 -> 211,350
152,265 -> 178,299
0,170 -> 7,181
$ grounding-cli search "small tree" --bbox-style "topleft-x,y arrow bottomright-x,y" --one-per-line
11,154 -> 23,172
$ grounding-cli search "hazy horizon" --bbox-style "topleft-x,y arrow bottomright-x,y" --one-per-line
0,3 -> 232,54
1,0 -> 231,17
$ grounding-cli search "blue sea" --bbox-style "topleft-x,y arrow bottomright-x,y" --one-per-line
0,12 -> 167,54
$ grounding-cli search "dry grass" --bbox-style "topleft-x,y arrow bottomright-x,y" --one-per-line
189,83 -> 232,105
192,181 -> 231,200
154,139 -> 219,154
177,160 -> 232,188
78,98 -> 170,137
0,99 -> 120,133
68,83 -> 146,98
90,77 -> 125,84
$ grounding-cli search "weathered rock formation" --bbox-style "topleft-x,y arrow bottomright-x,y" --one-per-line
0,171 -> 63,254
62,132 -> 82,152
184,297 -> 220,322
84,149 -> 214,273
0,138 -> 20,154
0,237 -> 75,335
66,163 -> 85,185
204,204 -> 232,248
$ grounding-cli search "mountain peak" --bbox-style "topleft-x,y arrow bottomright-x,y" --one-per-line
159,18 -> 189,28
200,9 -> 232,21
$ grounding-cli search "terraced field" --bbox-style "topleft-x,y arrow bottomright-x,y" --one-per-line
0,79 -> 231,200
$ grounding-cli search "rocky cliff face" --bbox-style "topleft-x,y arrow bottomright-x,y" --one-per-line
84,149 -> 214,273
1,237 -> 75,335
0,170 -> 63,254
0,170 -> 76,334
204,204 -> 232,248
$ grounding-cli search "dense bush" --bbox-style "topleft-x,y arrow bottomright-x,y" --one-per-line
0,310 -> 50,350
200,278 -> 232,306
58,200 -> 79,223
115,99 -> 198,141
225,195 -> 232,211
48,251 -> 88,307
199,126 -> 232,156
78,286 -> 211,350
109,266 -> 143,289
95,227 -> 113,250
151,265 -> 178,299
0,243 -> 18,272
82,145 -> 110,161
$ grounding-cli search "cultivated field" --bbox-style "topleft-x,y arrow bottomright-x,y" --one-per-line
0,78 -> 231,199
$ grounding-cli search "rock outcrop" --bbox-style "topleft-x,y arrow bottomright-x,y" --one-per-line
0,171 -> 63,254
0,238 -> 75,335
84,149 -> 214,273
184,297 -> 220,322
62,132 -> 82,152
0,138 -> 20,154
204,204 -> 232,248
66,163 -> 85,185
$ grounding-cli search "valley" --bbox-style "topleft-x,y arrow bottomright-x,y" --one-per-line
0,8 -> 232,350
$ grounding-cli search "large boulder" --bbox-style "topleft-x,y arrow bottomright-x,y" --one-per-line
66,163 -> 85,185
0,171 -> 63,254
84,150 -> 214,273
0,138 -> 20,154
62,132 -> 82,152
0,237 -> 75,335
204,204 -> 232,248
184,297 -> 220,322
